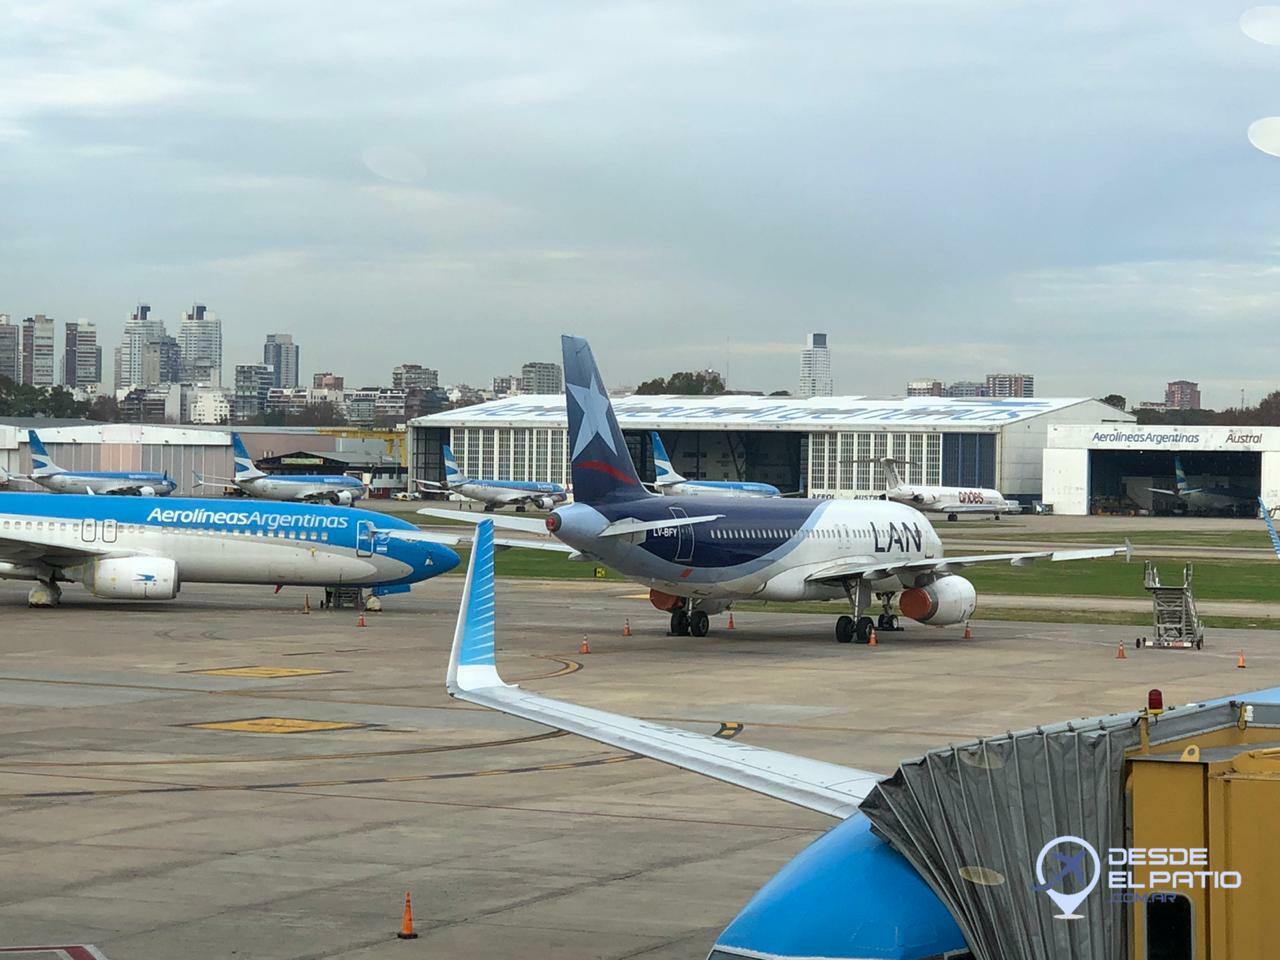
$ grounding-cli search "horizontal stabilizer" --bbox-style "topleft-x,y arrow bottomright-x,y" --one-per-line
446,520 -> 877,819
416,507 -> 550,535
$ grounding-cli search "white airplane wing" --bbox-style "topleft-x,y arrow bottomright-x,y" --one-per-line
445,520 -> 879,819
806,544 -> 1128,584
403,527 -> 578,555
0,533 -> 115,567
417,507 -> 551,535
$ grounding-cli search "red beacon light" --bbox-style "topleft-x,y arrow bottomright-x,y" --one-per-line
1147,688 -> 1165,716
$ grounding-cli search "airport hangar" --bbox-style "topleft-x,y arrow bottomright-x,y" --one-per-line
1042,423 -> 1280,515
409,394 -> 1134,503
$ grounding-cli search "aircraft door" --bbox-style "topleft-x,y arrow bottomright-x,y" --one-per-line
356,520 -> 375,557
668,506 -> 695,564
80,518 -> 97,542
101,519 -> 118,543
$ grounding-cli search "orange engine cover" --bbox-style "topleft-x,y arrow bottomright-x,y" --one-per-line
649,590 -> 686,612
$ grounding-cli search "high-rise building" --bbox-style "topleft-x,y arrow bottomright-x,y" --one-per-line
945,381 -> 987,398
313,372 -> 344,390
1165,380 -> 1201,411
263,334 -> 299,389
984,373 -> 1035,398
0,315 -> 18,383
63,321 -> 102,390
21,315 -> 56,387
178,304 -> 223,385
492,374 -> 522,397
116,304 -> 169,390
906,379 -> 944,397
392,364 -> 439,391
520,361 -> 562,394
142,335 -> 182,386
798,333 -> 832,398
234,363 -> 275,420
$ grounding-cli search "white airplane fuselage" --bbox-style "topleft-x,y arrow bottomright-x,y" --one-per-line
886,484 -> 1018,516
32,472 -> 176,496
236,475 -> 366,504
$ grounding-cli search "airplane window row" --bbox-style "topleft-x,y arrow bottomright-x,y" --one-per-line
0,519 -> 329,543
706,526 -> 868,540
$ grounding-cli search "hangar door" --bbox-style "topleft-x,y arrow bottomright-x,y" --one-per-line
941,434 -> 996,488
1088,450 -> 1260,516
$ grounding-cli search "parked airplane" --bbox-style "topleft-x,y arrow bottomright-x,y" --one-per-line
8,431 -> 178,497
195,433 -> 366,504
874,456 -> 1019,521
1150,455 -> 1256,516
0,492 -> 458,607
650,431 -> 781,498
1262,499 -> 1280,559
421,336 -> 1124,644
415,444 -> 567,512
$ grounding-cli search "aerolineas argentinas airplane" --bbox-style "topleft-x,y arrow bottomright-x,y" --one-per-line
0,493 -> 458,607
195,433 -> 367,505
14,430 -> 178,496
875,456 -> 1020,521
650,431 -> 781,498
415,443 -> 567,512
422,336 -> 1124,644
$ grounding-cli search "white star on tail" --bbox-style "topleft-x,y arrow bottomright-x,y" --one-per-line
568,373 -> 617,460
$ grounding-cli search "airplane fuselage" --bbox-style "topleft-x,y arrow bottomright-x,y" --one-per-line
656,479 -> 781,499
550,495 -> 944,603
237,474 -> 366,504
32,471 -> 177,496
452,479 -> 568,510
0,493 -> 456,597
886,483 -> 1017,514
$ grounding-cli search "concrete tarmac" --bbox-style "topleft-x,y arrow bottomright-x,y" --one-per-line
1,578 -> 1277,959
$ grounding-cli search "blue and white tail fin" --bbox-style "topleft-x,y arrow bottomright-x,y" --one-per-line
650,432 -> 685,486
231,433 -> 266,481
443,443 -> 467,486
446,520 -> 508,694
1172,456 -> 1200,495
1261,499 -> 1280,560
27,431 -> 64,476
562,335 -> 652,506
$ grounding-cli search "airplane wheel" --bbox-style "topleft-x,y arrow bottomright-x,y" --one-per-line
855,616 -> 876,644
835,615 -> 854,643
689,610 -> 710,637
947,513 -> 958,522
670,610 -> 690,636
882,614 -> 899,631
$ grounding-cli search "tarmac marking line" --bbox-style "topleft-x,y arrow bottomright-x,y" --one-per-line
184,666 -> 342,679
184,717 -> 367,734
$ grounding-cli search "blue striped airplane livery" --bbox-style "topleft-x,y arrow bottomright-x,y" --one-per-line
0,492 -> 458,607
1149,454 -> 1256,516
650,431 -> 782,498
445,520 -> 1280,960
13,430 -> 177,496
415,443 -> 567,512
423,335 -> 1125,643
195,433 -> 367,504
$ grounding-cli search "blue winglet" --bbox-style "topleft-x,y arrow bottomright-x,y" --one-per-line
1261,499 -> 1280,560
446,520 -> 506,694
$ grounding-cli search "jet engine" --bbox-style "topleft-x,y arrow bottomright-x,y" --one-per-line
898,576 -> 976,626
535,496 -> 556,510
81,557 -> 179,600
329,490 -> 355,506
138,486 -> 157,497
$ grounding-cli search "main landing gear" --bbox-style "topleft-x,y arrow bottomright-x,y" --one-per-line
28,580 -> 62,608
836,582 -> 899,644
669,607 -> 711,637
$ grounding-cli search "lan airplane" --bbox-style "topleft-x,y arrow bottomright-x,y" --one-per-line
415,443 -> 567,512
420,336 -> 1123,644
0,492 -> 458,607
650,431 -> 781,498
9,430 -> 178,497
196,433 -> 367,505
875,456 -> 1019,521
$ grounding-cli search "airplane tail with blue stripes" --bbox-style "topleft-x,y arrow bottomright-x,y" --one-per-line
1172,455 -> 1201,495
27,430 -> 64,476
562,335 -> 651,507
443,443 -> 468,485
650,432 -> 686,486
1261,499 -> 1280,559
231,433 -> 266,481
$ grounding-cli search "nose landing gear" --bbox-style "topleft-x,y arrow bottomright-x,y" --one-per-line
668,603 -> 712,637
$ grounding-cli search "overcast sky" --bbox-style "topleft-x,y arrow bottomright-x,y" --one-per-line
2,1 -> 1278,407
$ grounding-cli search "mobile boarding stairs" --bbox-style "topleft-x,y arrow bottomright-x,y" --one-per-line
1135,560 -> 1205,650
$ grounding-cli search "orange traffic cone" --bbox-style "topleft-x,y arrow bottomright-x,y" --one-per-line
727,612 -> 735,630
397,891 -> 418,940
357,611 -> 367,628
1238,650 -> 1247,669
622,619 -> 631,637
302,594 -> 311,615
962,623 -> 973,640
580,636 -> 590,654
868,628 -> 878,646
1116,643 -> 1126,661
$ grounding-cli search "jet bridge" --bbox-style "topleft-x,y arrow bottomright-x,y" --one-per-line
859,695 -> 1280,960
